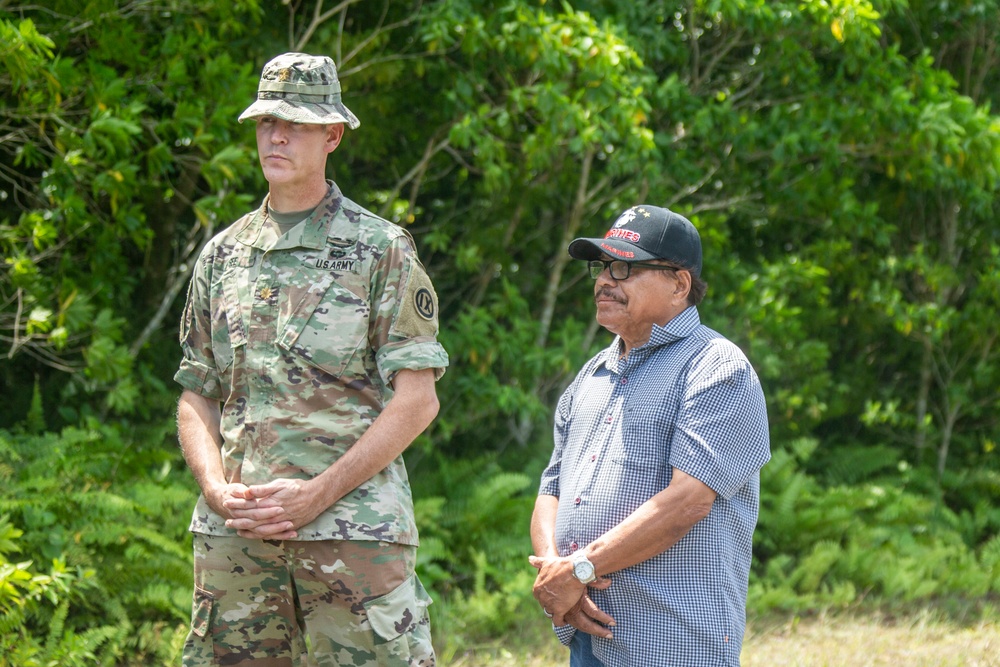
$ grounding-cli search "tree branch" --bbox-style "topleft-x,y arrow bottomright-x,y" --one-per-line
376,132 -> 451,219
535,146 -> 596,350
294,0 -> 363,53
128,214 -> 216,358
6,288 -> 24,360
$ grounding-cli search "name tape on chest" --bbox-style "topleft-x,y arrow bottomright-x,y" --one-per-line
313,258 -> 357,272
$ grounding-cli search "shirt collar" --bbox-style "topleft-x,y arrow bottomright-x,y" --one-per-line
235,180 -> 344,250
600,306 -> 701,371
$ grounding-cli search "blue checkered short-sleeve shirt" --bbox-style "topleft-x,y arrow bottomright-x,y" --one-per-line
539,307 -> 770,667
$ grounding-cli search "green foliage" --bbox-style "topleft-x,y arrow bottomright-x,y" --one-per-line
751,438 -> 1000,613
1,0 -> 999,661
412,453 -> 544,654
0,2 -> 266,426
0,422 -> 193,665
432,278 -> 585,452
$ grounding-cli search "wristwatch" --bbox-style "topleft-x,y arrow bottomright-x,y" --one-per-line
571,553 -> 597,584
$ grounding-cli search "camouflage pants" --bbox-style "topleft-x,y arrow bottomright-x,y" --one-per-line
182,535 -> 435,666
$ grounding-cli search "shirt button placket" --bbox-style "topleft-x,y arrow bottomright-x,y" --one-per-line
250,256 -> 279,411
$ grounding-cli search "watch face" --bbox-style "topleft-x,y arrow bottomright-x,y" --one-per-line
574,559 -> 595,582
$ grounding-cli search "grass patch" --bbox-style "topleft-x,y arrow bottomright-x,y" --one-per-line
443,606 -> 1000,666
439,614 -> 565,666
744,607 -> 999,666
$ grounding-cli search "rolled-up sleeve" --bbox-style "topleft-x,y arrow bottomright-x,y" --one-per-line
369,235 -> 449,385
174,256 -> 223,400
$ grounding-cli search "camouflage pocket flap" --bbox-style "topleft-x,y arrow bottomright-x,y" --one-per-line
363,573 -> 431,642
276,273 -> 368,378
191,586 -> 215,639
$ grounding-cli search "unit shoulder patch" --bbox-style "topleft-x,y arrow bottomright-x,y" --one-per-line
414,287 -> 435,321
391,259 -> 440,339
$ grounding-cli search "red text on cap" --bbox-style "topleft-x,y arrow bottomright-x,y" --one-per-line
605,229 -> 641,242
601,243 -> 635,258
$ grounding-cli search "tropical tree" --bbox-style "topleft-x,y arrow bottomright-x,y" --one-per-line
1,0 -> 999,661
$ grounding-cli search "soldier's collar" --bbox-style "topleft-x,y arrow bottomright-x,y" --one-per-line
236,182 -> 343,250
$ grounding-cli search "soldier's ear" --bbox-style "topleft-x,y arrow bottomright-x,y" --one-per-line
325,124 -> 345,153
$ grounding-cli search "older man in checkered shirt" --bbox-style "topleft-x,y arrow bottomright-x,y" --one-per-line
530,205 -> 771,667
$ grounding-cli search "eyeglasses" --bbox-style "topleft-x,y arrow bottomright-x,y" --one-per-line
587,259 -> 681,280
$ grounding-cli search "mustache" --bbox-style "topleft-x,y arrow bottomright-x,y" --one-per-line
595,288 -> 626,304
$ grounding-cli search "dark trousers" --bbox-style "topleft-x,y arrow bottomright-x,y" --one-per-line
570,631 -> 605,667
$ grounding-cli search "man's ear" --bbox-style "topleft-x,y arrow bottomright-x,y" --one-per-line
326,123 -> 345,153
673,269 -> 692,300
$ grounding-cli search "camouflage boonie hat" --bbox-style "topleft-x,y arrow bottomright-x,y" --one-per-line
238,52 -> 360,128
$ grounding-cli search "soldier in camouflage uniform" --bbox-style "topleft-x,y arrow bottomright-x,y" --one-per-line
175,52 -> 448,666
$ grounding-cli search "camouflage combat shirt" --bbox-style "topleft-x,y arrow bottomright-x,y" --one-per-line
175,181 -> 449,545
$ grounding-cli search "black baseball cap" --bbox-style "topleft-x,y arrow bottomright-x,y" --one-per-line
568,205 -> 703,277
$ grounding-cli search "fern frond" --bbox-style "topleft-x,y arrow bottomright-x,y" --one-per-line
43,598 -> 69,655
469,472 -> 532,510
819,445 -> 899,485
0,607 -> 25,635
